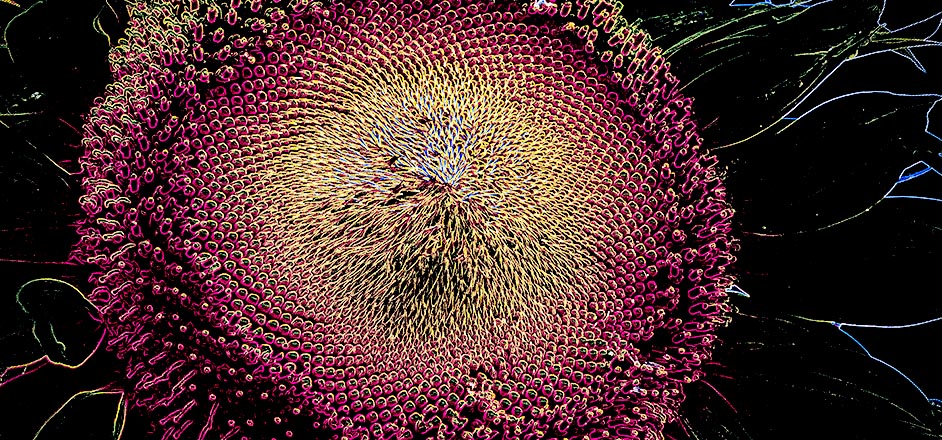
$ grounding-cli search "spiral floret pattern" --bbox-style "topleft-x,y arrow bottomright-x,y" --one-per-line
73,0 -> 736,438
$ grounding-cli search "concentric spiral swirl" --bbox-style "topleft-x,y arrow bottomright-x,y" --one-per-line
73,0 -> 736,438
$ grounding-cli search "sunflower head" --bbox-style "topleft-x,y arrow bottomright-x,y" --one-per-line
72,0 -> 735,438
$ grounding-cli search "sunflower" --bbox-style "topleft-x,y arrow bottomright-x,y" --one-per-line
3,1 -> 942,440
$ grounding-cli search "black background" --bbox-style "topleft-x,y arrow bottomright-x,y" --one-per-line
2,0 -> 942,438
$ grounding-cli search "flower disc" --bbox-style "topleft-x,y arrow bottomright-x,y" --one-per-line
73,0 -> 736,439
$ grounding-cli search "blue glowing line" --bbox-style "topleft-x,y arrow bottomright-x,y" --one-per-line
743,159 -> 941,236
877,0 -> 942,36
788,303 -> 942,404
770,0 -> 942,146
838,316 -> 942,330
833,323 -> 933,402
730,1 -> 942,406
885,160 -> 942,202
897,163 -> 932,182
783,90 -> 942,127
927,99 -> 942,143
890,48 -> 927,73
780,88 -> 942,149
728,0 -> 831,8
725,284 -> 750,297
886,195 -> 942,203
